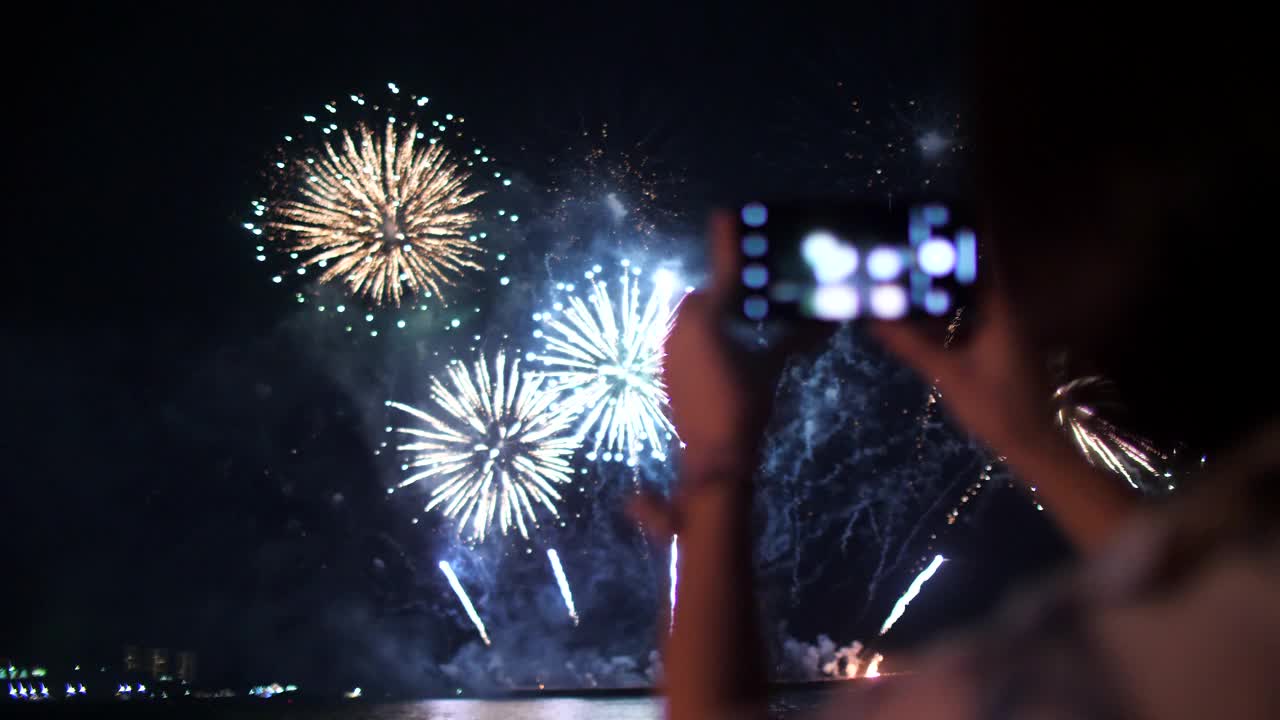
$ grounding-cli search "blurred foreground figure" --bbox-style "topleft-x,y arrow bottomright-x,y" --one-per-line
644,4 -> 1279,719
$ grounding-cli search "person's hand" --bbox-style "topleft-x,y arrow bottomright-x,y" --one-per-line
872,292 -> 1057,459
630,211 -> 826,533
664,211 -> 829,475
663,216 -> 767,468
874,292 -> 1141,552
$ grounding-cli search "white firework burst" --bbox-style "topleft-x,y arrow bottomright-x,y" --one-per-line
530,262 -> 684,465
388,350 -> 579,542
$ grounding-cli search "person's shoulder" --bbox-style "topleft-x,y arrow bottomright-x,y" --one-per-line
1079,422 -> 1280,719
822,422 -> 1280,720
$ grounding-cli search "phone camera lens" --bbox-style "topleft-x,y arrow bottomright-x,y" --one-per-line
741,202 -> 768,227
742,234 -> 768,257
743,296 -> 769,320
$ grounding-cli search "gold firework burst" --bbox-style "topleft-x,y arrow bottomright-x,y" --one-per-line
1053,376 -> 1172,491
269,120 -> 484,306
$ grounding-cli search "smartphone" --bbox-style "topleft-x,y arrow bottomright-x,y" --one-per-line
733,199 -> 978,322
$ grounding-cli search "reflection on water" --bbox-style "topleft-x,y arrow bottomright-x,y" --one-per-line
21,693 -> 827,719
379,698 -> 660,720
297,693 -> 820,719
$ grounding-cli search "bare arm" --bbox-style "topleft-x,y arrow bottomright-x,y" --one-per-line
999,426 -> 1137,554
874,298 -> 1139,554
663,461 -> 766,720
635,214 -> 793,720
646,214 -> 1138,720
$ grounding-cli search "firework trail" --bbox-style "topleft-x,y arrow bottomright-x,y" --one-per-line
388,350 -> 579,542
531,262 -> 683,465
546,549 -> 579,625
880,554 -> 946,636
752,321 -> 978,629
266,118 -> 483,306
1054,376 -> 1172,491
668,534 -> 679,633
439,561 -> 491,646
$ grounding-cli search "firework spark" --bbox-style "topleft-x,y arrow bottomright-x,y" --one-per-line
268,119 -> 484,306
439,561 -> 491,646
1054,376 -> 1171,491
388,351 -> 579,542
532,263 -> 683,464
544,116 -> 687,240
880,554 -> 945,636
546,549 -> 579,625
668,534 -> 679,633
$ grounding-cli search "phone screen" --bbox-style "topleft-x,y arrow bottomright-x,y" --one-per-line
734,199 -> 977,322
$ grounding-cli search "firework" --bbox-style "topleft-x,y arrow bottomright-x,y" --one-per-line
388,350 -> 579,542
668,534 -> 679,633
531,262 -> 683,465
879,554 -> 945,636
1053,376 -> 1172,491
266,117 -> 484,307
247,84 -> 518,335
542,107 -> 689,240
864,653 -> 883,679
780,76 -> 968,201
547,549 -> 579,625
439,561 -> 491,646
822,641 -> 864,679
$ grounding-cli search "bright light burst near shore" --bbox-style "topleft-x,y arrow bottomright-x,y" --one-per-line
530,262 -> 684,465
388,351 -> 579,542
268,118 -> 483,307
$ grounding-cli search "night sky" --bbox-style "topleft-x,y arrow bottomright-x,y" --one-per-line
6,1 -> 1068,694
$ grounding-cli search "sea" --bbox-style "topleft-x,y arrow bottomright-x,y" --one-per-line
5,689 -> 835,719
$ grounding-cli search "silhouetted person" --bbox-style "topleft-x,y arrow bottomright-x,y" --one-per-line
637,4 -> 1279,718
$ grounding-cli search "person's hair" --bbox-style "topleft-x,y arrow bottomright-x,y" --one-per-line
973,3 -> 1276,454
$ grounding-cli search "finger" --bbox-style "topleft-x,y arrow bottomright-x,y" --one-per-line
870,321 -> 962,389
663,291 -> 713,408
665,292 -> 712,353
964,252 -> 1014,337
627,491 -> 679,540
707,210 -> 740,301
978,287 -> 1016,340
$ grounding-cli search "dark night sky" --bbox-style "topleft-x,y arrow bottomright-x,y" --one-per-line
5,1 -> 1067,692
